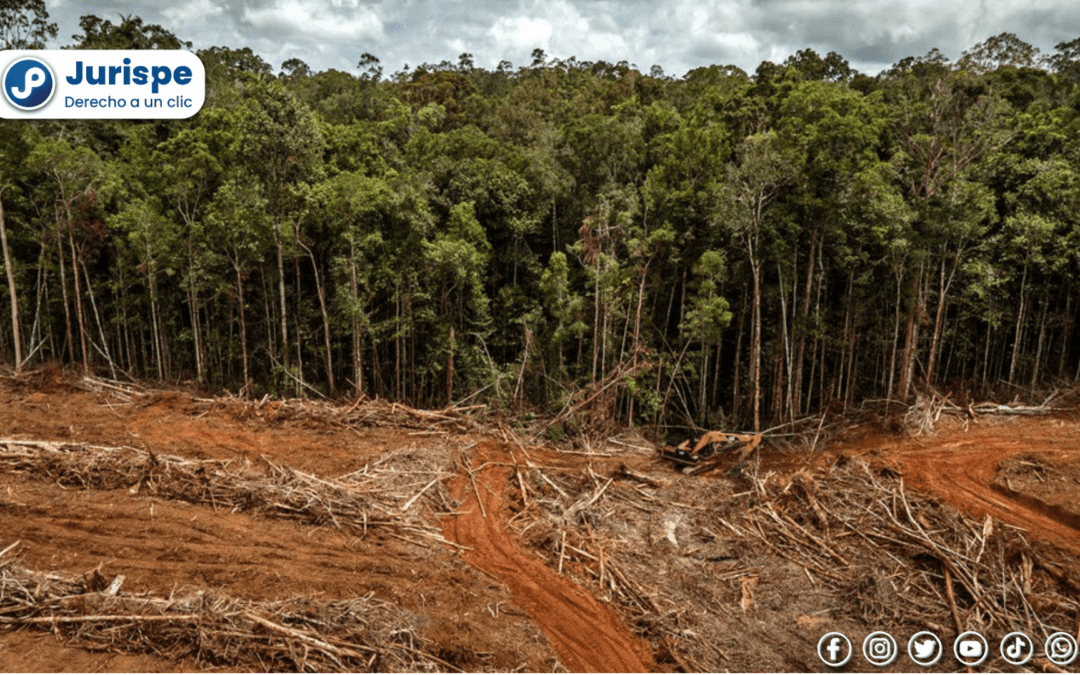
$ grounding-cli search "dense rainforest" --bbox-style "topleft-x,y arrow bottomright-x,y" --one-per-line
2,4 -> 1080,434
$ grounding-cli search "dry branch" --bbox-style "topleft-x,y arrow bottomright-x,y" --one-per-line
0,439 -> 455,550
511,448 -> 1079,672
0,553 -> 446,672
903,390 -> 1063,436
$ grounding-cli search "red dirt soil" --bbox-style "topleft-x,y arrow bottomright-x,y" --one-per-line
0,381 -> 562,673
442,442 -> 654,673
826,415 -> 1080,555
5,373 -> 1080,672
0,629 -> 197,673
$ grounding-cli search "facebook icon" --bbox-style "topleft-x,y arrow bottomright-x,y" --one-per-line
818,632 -> 853,666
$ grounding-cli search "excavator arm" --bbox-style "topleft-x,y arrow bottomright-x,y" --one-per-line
691,431 -> 761,456
660,430 -> 762,468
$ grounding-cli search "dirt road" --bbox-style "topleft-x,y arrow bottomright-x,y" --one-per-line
443,442 -> 654,673
830,416 -> 1080,555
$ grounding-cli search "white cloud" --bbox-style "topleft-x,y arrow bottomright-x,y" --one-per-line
487,16 -> 554,53
41,0 -> 1080,78
162,0 -> 225,25
484,0 -> 659,68
241,0 -> 383,43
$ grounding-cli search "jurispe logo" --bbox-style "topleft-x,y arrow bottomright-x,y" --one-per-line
3,55 -> 55,110
1,50 -> 204,119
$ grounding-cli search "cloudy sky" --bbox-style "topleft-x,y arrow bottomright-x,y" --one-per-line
43,0 -> 1080,78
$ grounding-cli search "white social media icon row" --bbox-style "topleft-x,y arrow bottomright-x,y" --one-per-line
820,630 -> 1077,667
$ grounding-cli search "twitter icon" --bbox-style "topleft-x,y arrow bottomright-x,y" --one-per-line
908,631 -> 943,666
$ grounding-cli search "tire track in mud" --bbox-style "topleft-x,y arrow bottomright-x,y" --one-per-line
896,441 -> 1080,555
442,442 -> 653,673
833,421 -> 1080,555
0,476 -> 411,599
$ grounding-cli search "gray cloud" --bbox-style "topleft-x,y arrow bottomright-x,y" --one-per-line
43,0 -> 1080,77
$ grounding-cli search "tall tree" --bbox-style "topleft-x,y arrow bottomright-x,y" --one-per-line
886,66 -> 1012,398
958,33 -> 1041,74
155,122 -> 229,381
239,77 -> 325,378
721,131 -> 792,430
27,139 -> 112,372
0,180 -> 19,372
70,13 -> 190,50
0,0 -> 55,49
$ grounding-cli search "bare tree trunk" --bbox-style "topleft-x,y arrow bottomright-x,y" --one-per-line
117,269 -> 134,373
837,268 -> 854,409
925,253 -> 945,387
732,280 -> 747,422
67,223 -> 89,373
406,278 -> 416,402
844,299 -> 858,407
349,242 -> 363,397
275,219 -> 289,369
750,256 -> 762,432
806,241 -> 825,413
0,189 -> 22,372
29,242 -> 47,364
447,325 -> 455,406
234,263 -> 249,393
1009,264 -> 1028,384
777,258 -> 792,423
793,230 -> 816,416
301,242 -> 333,392
54,206 -> 74,364
925,246 -> 962,387
261,272 -> 275,366
601,289 -> 610,381
898,308 -> 917,400
293,220 -> 304,395
1031,298 -> 1048,388
395,287 -> 401,400
187,246 -> 203,381
887,266 -> 904,404
896,267 -> 923,400
1058,289 -> 1071,378
591,254 -> 601,384
699,349 -> 708,420
80,256 -> 115,379
711,341 -> 722,414
148,266 -> 163,380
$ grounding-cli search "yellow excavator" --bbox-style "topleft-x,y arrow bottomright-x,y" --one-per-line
660,430 -> 762,470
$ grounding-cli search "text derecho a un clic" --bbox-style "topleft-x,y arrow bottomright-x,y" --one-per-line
63,58 -> 194,109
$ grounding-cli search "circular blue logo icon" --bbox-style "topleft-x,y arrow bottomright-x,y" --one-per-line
3,56 -> 56,111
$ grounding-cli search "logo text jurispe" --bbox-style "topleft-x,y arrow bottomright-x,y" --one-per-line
65,58 -> 193,94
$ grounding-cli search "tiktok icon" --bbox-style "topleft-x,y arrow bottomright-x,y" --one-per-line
999,632 -> 1034,666
3,56 -> 55,111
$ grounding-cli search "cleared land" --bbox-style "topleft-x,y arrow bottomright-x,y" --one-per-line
0,368 -> 1078,672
